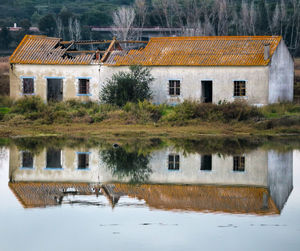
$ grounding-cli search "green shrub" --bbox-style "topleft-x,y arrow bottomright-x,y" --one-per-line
162,100 -> 263,122
0,96 -> 13,107
10,96 -> 46,114
123,100 -> 164,123
261,103 -> 300,118
100,65 -> 153,106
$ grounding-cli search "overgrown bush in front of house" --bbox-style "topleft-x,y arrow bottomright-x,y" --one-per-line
100,65 -> 153,107
162,100 -> 264,123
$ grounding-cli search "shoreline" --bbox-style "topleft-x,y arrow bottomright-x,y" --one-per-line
1,121 -> 299,139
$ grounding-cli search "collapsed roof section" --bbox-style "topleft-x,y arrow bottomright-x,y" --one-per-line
9,35 -> 282,66
9,35 -> 146,65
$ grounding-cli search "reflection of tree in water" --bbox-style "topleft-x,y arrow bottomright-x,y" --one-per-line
101,147 -> 152,183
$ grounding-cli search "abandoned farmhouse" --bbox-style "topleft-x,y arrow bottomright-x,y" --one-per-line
9,35 -> 294,105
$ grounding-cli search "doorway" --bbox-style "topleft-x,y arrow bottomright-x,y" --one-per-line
201,80 -> 212,103
47,78 -> 63,102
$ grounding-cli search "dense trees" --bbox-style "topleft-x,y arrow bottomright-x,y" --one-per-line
1,0 -> 300,55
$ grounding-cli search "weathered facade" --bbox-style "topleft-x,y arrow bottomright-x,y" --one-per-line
9,35 -> 294,105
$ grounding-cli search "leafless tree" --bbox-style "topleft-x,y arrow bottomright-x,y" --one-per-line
134,0 -> 148,40
112,6 -> 136,42
152,0 -> 173,29
56,17 -> 63,38
213,0 -> 229,35
271,3 -> 281,35
241,0 -> 251,35
249,1 -> 257,35
74,19 -> 81,41
68,17 -> 74,41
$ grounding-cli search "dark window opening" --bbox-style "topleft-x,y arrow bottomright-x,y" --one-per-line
78,79 -> 90,94
201,155 -> 212,171
46,148 -> 62,169
233,156 -> 245,172
168,154 -> 180,170
234,81 -> 246,97
169,80 -> 180,96
22,151 -> 33,168
23,78 -> 34,94
78,153 -> 89,169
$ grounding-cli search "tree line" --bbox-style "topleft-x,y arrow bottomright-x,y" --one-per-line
1,0 -> 300,55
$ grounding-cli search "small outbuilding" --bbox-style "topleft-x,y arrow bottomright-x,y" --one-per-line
10,35 -> 294,105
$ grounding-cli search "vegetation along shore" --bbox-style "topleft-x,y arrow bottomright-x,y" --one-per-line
0,96 -> 300,138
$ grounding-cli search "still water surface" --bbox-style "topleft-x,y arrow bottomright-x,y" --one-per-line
0,137 -> 300,251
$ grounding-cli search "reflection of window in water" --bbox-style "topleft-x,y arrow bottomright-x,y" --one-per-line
168,154 -> 180,170
201,155 -> 212,171
46,148 -> 62,168
78,153 -> 89,169
22,151 -> 33,168
233,156 -> 245,172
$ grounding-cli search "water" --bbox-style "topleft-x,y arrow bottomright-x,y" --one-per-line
0,137 -> 299,251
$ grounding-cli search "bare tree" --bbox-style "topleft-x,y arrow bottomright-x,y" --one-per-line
271,3 -> 281,35
134,0 -> 148,40
56,17 -> 63,38
241,0 -> 251,35
250,1 -> 257,35
68,17 -> 74,41
152,0 -> 173,29
112,6 -> 136,41
74,19 -> 81,41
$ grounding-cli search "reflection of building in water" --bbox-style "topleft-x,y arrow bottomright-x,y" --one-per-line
8,145 -> 293,215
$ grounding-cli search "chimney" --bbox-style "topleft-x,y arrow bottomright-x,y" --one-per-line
264,43 -> 270,60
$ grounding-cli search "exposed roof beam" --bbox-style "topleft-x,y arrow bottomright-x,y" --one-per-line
60,40 -> 148,45
66,50 -> 107,53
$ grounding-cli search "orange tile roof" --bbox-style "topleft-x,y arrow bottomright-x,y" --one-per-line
10,35 -> 95,65
105,36 -> 282,66
111,183 -> 280,215
9,182 -> 94,208
9,181 -> 279,215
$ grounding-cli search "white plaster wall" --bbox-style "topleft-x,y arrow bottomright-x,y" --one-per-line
10,64 -> 101,102
94,148 -> 269,187
101,65 -> 270,105
269,40 -> 294,103
268,150 -> 293,210
10,147 -> 101,183
10,147 -> 293,189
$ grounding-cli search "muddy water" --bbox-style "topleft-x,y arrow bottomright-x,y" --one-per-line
0,137 -> 299,251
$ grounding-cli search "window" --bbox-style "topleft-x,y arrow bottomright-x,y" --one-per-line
22,151 -> 33,168
46,148 -> 62,169
234,81 -> 246,97
168,154 -> 180,170
201,155 -> 212,171
78,153 -> 89,169
169,80 -> 180,96
233,156 -> 245,172
22,78 -> 34,94
78,79 -> 90,95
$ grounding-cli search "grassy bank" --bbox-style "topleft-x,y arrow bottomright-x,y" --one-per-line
0,96 -> 300,138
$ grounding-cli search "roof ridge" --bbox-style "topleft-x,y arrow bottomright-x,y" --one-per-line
150,35 -> 282,41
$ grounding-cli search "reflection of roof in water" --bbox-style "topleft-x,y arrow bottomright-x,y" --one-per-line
9,182 -> 280,215
9,182 -> 96,208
